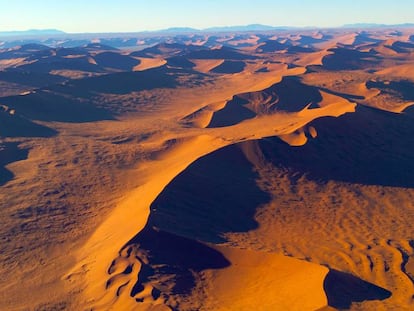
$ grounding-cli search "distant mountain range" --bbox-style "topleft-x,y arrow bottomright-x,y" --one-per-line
343,23 -> 414,28
0,29 -> 66,37
1,23 -> 414,39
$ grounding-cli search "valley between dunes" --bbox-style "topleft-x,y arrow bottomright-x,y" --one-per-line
1,29 -> 414,311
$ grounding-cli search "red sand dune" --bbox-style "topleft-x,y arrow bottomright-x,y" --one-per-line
1,28 -> 414,311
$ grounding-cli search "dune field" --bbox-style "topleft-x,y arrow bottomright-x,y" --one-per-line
1,28 -> 414,310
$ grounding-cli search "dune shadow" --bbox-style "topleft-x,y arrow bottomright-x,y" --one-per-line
166,56 -> 196,69
1,90 -> 114,122
126,226 -> 230,298
0,142 -> 29,186
66,65 -> 179,95
0,111 -> 57,137
207,98 -> 256,127
208,76 -> 322,128
324,269 -> 392,309
322,47 -> 381,70
366,79 -> 414,101
149,142 -> 270,243
184,46 -> 256,60
113,141 -> 269,304
0,70 -> 67,88
210,60 -> 246,74
256,40 -> 289,53
258,105 -> 414,188
387,41 -> 414,53
93,52 -> 140,71
318,87 -> 365,101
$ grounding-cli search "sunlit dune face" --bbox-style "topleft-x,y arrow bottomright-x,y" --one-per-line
1,28 -> 414,311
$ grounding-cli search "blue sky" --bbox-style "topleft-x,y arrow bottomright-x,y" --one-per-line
1,0 -> 413,33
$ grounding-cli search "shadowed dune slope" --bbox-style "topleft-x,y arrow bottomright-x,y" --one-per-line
388,41 -> 414,53
66,65 -> 179,95
132,104 -> 409,309
352,32 -> 383,46
150,104 -> 414,244
84,43 -> 119,51
0,70 -> 67,87
184,46 -> 257,60
0,142 -> 29,186
130,42 -> 202,58
322,47 -> 381,70
0,44 -> 51,60
0,109 -> 57,137
149,142 -> 270,243
209,60 -> 246,74
166,56 -> 196,69
256,40 -> 288,52
93,52 -> 140,71
18,55 -> 102,73
366,79 -> 414,102
324,270 -> 391,309
0,90 -> 114,122
208,76 -> 322,127
260,105 -> 414,188
122,226 -> 231,299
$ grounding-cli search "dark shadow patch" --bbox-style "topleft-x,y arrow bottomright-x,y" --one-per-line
0,70 -> 67,88
93,52 -> 140,71
208,98 -> 256,127
184,46 -> 256,60
255,67 -> 269,73
387,41 -> 414,53
126,226 -> 230,297
0,43 -> 51,60
318,87 -> 365,101
1,90 -> 114,122
149,141 -> 270,243
210,60 -> 246,74
296,35 -> 327,46
366,80 -> 414,102
166,56 -> 196,69
208,76 -> 322,127
0,110 -> 57,137
260,104 -> 414,188
353,33 -> 383,46
256,40 -> 288,53
0,142 -> 29,186
324,269 -> 392,309
131,42 -> 202,58
322,47 -> 381,70
402,104 -> 414,117
17,55 -> 103,74
286,46 -> 316,54
67,65 -> 179,95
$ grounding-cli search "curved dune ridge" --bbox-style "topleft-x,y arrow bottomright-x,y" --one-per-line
1,29 -> 414,311
65,74 -> 356,310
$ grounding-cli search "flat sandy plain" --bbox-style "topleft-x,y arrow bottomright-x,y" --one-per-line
1,28 -> 414,310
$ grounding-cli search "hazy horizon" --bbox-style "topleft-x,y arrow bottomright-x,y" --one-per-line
1,0 -> 413,33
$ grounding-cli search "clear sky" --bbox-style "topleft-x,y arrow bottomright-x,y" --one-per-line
1,0 -> 413,33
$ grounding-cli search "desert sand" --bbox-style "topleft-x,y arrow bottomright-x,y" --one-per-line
1,28 -> 414,311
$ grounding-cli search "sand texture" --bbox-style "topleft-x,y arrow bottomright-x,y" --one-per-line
1,28 -> 414,310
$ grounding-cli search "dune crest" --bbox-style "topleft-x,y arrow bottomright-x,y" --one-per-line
2,28 -> 414,311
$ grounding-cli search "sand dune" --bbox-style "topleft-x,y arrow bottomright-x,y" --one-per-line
93,52 -> 140,71
207,76 -> 327,127
376,63 -> 414,80
133,57 -> 167,71
0,105 -> 57,137
191,59 -> 225,73
1,28 -> 414,311
210,60 -> 246,74
321,47 -> 381,70
0,142 -> 29,186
